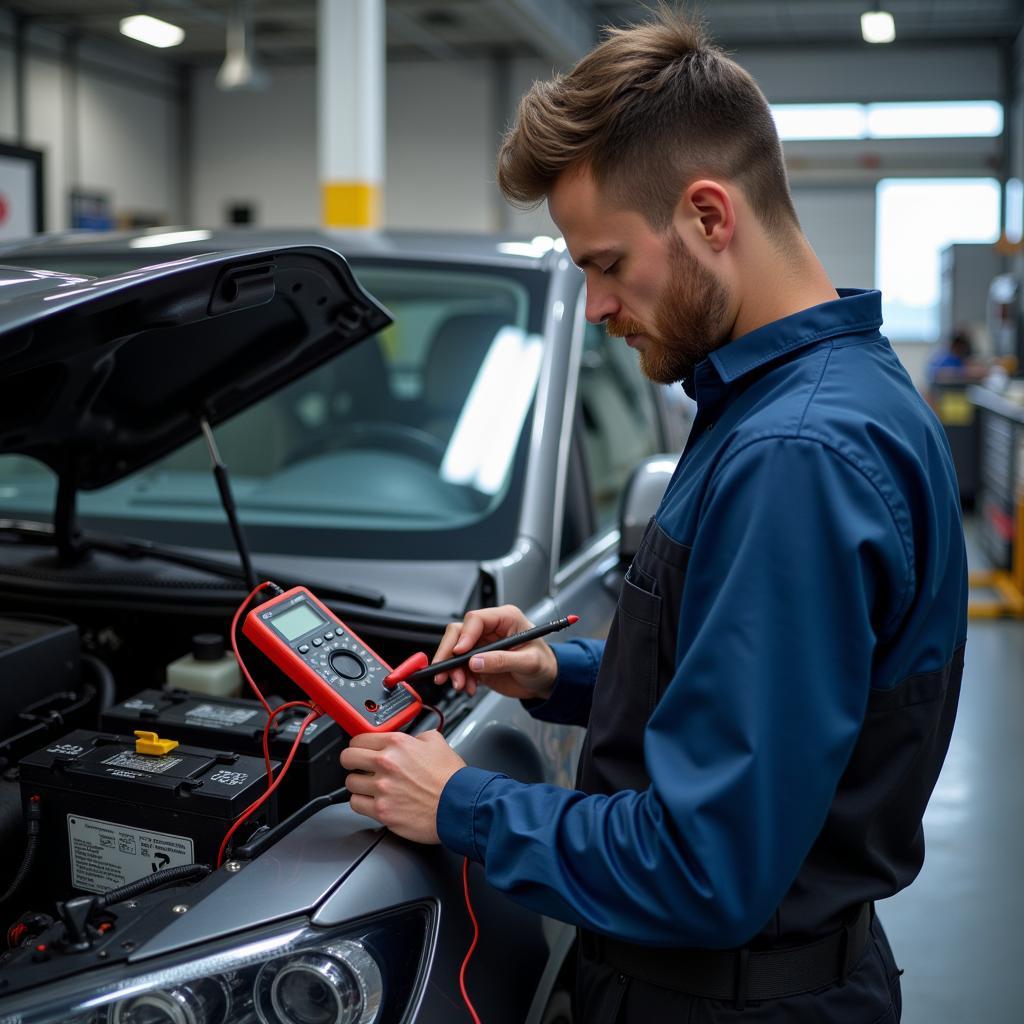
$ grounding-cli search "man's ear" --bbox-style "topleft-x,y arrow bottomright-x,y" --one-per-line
673,179 -> 735,253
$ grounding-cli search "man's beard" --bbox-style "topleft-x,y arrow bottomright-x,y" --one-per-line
606,234 -> 730,385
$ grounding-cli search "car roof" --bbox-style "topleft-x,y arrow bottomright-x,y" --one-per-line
0,227 -> 571,271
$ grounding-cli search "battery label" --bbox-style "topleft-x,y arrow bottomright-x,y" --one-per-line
281,718 -> 319,735
67,815 -> 194,894
185,703 -> 260,727
121,697 -> 157,711
102,751 -> 183,774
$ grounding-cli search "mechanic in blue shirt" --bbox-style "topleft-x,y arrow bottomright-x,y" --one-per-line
341,11 -> 967,1022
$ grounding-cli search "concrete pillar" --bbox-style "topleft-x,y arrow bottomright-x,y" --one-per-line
317,0 -> 384,228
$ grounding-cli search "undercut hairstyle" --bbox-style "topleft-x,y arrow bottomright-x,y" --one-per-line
497,5 -> 799,239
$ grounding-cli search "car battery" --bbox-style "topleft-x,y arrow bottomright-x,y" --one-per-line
0,615 -> 80,735
101,689 -> 345,820
18,729 -> 278,897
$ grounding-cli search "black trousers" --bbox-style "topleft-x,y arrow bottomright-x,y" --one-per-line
575,915 -> 903,1023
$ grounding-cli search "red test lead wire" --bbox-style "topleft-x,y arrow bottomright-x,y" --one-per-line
460,856 -> 483,1024
261,700 -> 319,788
216,708 -> 320,868
230,581 -> 278,715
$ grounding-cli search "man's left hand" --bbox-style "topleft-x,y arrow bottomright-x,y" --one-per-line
340,730 -> 466,844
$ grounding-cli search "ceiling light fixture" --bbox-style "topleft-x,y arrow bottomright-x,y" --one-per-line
861,5 -> 896,44
119,14 -> 185,48
216,0 -> 270,91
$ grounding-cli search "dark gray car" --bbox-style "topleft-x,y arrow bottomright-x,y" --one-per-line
0,231 -> 692,1024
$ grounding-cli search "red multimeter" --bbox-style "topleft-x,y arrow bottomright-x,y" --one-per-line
243,586 -> 423,736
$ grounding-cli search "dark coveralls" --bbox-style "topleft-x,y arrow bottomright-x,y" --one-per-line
437,290 -> 968,1021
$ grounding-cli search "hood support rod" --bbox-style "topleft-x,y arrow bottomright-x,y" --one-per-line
54,467 -> 87,565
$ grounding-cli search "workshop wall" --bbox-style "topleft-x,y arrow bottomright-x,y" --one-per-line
742,44 -> 1001,103
190,65 -> 319,228
386,58 -> 497,231
189,58 -> 499,231
0,22 -> 13,136
0,11 -> 181,232
0,14 -> 1007,387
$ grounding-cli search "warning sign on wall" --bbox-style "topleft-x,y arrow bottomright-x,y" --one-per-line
0,143 -> 44,240
67,814 -> 194,894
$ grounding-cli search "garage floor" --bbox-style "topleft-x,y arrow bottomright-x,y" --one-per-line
877,520 -> 1022,1024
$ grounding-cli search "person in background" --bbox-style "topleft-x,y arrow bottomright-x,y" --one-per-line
928,328 -> 982,385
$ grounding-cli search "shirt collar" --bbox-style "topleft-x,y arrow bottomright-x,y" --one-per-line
684,289 -> 882,400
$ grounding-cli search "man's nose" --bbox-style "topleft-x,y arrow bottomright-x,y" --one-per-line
585,284 -> 619,325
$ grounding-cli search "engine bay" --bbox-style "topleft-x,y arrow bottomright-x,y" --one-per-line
0,594 -> 457,995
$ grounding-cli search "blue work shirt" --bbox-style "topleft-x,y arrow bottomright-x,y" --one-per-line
437,289 -> 968,948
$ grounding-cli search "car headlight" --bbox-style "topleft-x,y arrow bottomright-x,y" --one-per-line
1,905 -> 430,1024
255,941 -> 381,1024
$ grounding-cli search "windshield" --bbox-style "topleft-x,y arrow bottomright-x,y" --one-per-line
0,256 -> 549,560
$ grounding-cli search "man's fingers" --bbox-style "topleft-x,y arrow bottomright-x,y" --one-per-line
347,732 -> 392,751
452,611 -> 487,653
432,622 -> 463,665
340,745 -> 381,773
344,772 -> 376,797
431,605 -> 534,690
348,793 -> 378,821
469,648 -> 534,676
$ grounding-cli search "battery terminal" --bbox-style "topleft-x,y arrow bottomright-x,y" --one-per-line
133,731 -> 179,756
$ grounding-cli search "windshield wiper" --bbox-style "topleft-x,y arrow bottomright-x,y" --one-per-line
0,519 -> 386,608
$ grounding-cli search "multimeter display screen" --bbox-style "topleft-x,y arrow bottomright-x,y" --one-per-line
270,603 -> 327,642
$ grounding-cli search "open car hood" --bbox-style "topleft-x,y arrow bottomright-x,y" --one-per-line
0,247 -> 391,489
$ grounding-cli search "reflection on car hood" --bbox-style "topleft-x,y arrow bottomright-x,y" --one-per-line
0,247 -> 391,489
0,265 -> 94,301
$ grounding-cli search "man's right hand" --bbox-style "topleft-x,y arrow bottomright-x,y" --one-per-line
431,604 -> 559,700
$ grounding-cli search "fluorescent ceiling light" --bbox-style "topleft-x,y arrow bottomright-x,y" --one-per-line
772,103 -> 867,141
771,101 -> 1002,142
861,10 -> 895,44
120,15 -> 185,48
866,101 -> 1003,138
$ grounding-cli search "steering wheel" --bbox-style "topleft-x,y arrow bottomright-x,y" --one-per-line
286,421 -> 449,465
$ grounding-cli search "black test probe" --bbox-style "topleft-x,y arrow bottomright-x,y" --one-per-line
384,615 -> 579,688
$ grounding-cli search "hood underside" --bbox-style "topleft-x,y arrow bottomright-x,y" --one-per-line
0,246 -> 391,489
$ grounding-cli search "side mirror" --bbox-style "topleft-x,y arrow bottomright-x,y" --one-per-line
618,454 -> 677,562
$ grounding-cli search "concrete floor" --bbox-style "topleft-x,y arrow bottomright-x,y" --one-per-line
878,523 -> 1023,1023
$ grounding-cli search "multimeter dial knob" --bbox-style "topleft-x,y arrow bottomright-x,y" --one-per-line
329,650 -> 367,680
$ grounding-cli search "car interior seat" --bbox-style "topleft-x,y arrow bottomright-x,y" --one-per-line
421,312 -> 509,443
577,347 -> 655,518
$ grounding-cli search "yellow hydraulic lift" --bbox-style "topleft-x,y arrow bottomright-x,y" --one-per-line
969,497 -> 1024,618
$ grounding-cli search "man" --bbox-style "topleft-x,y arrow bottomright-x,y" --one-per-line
341,9 -> 967,1021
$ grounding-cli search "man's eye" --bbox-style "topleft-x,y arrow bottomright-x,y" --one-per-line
602,260 -> 619,276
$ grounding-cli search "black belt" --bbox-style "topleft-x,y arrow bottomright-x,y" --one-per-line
580,902 -> 873,1010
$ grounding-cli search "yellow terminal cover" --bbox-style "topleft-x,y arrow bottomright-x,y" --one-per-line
134,730 -> 179,756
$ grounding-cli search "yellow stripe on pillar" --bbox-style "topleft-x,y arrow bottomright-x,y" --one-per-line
322,181 -> 380,228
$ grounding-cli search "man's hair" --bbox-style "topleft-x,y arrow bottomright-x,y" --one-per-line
496,5 -> 799,238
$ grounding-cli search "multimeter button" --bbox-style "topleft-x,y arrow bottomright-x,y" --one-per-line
312,637 -> 323,647
325,631 -> 335,640
330,650 -> 366,680
298,644 -> 310,654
